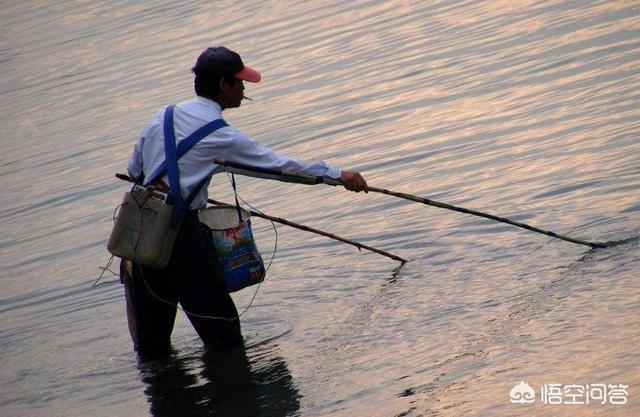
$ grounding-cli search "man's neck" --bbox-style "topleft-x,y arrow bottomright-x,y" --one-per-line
196,95 -> 225,112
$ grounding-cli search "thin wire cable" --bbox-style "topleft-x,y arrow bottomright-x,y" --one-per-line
93,203 -> 132,287
98,183 -> 277,320
135,219 -> 276,321
93,254 -> 119,287
131,180 -> 278,321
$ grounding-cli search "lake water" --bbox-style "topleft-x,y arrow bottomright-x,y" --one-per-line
1,1 -> 639,416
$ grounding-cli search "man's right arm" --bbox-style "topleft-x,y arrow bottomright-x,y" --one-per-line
127,111 -> 164,182
127,135 -> 144,180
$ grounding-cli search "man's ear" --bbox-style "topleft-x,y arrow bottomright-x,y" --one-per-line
218,78 -> 229,93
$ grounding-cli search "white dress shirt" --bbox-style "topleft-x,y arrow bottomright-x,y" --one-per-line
127,96 -> 342,210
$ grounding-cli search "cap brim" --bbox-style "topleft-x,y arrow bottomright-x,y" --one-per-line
234,65 -> 261,83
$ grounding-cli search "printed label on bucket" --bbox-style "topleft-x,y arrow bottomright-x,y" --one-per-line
211,218 -> 265,293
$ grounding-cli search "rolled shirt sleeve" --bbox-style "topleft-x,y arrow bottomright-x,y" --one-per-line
126,135 -> 144,180
127,111 -> 164,182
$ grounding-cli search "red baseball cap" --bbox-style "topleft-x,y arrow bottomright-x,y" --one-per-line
193,46 -> 261,83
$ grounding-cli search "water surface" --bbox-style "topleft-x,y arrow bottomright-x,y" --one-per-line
1,1 -> 639,416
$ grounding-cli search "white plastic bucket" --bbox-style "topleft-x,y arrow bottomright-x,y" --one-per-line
199,206 -> 265,292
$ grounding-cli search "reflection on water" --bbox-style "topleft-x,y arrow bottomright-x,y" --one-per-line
138,344 -> 300,417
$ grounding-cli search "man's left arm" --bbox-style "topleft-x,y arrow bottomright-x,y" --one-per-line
222,132 -> 368,192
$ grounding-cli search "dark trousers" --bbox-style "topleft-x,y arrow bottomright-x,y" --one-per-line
121,211 -> 242,355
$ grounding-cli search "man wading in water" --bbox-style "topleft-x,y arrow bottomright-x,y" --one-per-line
121,46 -> 368,356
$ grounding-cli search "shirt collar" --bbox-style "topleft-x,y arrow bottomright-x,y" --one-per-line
194,96 -> 223,117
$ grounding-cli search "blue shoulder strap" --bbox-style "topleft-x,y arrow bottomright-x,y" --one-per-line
149,105 -> 228,225
162,105 -> 182,224
176,118 -> 228,158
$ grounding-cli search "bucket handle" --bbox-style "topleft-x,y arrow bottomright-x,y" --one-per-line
231,173 -> 243,223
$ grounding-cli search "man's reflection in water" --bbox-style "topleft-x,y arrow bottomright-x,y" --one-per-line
138,343 -> 300,417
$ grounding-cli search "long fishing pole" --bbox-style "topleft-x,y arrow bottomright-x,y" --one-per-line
208,198 -> 407,263
213,159 -> 607,249
114,173 -> 406,263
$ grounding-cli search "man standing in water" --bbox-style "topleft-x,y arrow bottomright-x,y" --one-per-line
122,46 -> 368,355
